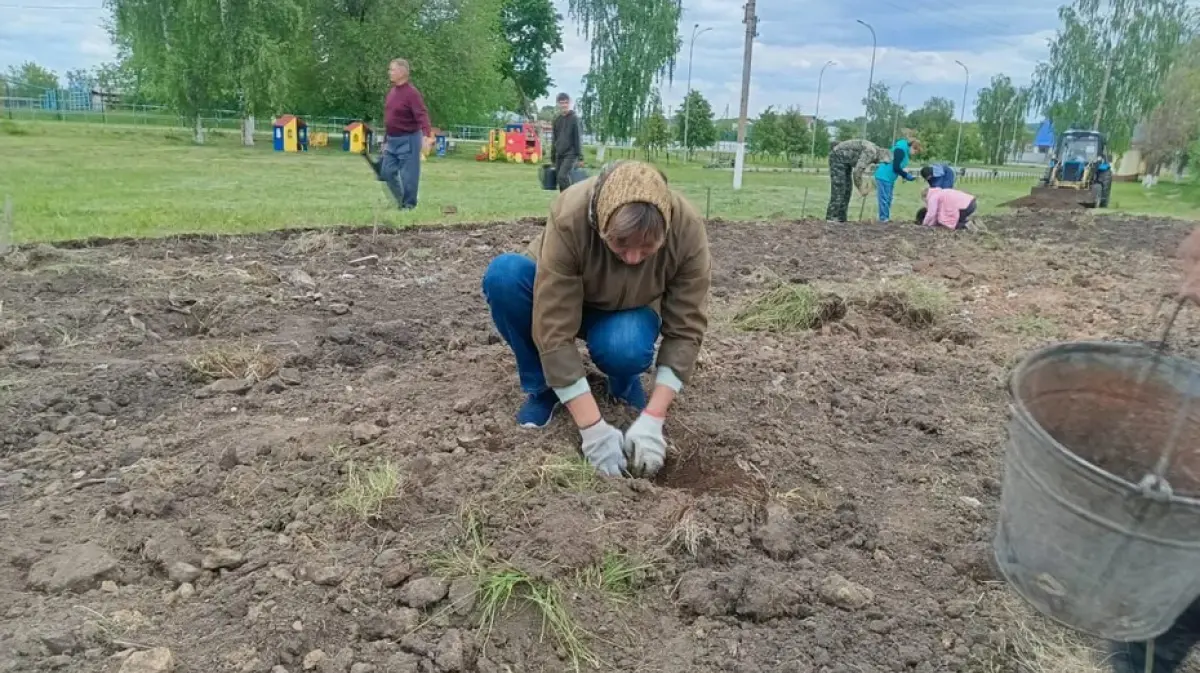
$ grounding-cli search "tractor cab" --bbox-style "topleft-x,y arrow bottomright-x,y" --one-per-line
1027,129 -> 1112,208
1047,130 -> 1106,187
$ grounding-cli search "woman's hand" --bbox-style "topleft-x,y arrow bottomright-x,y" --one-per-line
579,420 -> 627,476
624,413 -> 667,477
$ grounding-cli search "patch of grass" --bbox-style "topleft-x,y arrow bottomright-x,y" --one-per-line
430,507 -> 599,671
538,454 -> 601,492
977,592 -> 1107,673
1003,313 -> 1061,338
867,276 -> 952,327
333,459 -> 401,520
576,550 -> 655,603
187,343 -> 280,382
0,120 -> 29,136
6,121 -> 1161,244
733,283 -> 848,332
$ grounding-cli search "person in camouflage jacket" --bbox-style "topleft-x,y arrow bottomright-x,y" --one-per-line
825,139 -> 892,222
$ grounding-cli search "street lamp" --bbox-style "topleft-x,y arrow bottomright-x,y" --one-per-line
857,19 -> 876,140
684,23 -> 712,161
811,60 -> 835,159
891,80 -> 911,143
953,59 -> 969,166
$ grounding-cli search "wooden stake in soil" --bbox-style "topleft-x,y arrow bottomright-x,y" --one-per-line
800,187 -> 808,218
858,195 -> 867,221
706,187 -> 712,219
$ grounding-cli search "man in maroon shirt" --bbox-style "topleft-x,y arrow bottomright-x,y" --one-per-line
379,59 -> 434,210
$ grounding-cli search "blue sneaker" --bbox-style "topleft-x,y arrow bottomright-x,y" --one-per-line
610,377 -> 647,412
517,390 -> 560,428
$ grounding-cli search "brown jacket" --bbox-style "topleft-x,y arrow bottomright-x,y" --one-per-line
526,176 -> 711,389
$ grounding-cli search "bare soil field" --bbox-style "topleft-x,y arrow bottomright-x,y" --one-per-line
0,212 -> 1194,673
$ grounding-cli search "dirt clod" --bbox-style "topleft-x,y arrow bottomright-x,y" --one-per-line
119,647 -> 175,673
201,548 -> 246,570
818,574 -> 874,610
399,577 -> 449,609
27,542 -> 119,594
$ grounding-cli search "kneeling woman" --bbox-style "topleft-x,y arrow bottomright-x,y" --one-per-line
481,161 -> 711,478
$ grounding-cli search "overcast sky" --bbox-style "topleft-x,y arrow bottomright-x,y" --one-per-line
0,0 -> 1061,122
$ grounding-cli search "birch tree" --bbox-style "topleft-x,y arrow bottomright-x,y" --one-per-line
567,0 -> 681,143
1031,0 -> 1195,153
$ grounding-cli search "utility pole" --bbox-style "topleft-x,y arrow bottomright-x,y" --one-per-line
733,0 -> 757,190
953,60 -> 969,166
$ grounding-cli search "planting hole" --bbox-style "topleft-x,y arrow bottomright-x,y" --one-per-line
654,449 -> 765,499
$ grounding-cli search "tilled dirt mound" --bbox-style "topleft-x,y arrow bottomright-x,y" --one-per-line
0,215 -> 1195,673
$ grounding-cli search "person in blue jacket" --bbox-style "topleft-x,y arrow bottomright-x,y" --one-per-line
919,163 -> 955,189
873,137 -> 921,222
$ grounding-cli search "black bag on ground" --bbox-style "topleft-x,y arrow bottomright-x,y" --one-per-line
539,164 -> 557,190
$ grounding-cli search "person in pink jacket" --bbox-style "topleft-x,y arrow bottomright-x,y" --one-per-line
917,186 -> 977,230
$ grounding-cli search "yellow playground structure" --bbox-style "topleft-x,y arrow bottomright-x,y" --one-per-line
475,123 -> 543,163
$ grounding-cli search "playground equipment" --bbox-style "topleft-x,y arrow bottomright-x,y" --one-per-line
475,123 -> 542,163
273,115 -> 309,152
994,331 -> 1200,641
343,122 -> 373,153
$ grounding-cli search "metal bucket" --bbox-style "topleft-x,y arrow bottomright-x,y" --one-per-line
539,164 -> 557,191
995,340 -> 1200,641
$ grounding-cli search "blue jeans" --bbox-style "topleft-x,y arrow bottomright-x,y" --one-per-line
380,132 -> 422,209
481,253 -> 659,395
875,177 -> 895,221
1108,596 -> 1200,673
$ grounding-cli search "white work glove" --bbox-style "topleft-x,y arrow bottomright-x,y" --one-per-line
579,420 -> 627,477
623,413 -> 667,478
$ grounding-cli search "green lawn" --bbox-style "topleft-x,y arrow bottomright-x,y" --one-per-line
1,120 -> 1198,243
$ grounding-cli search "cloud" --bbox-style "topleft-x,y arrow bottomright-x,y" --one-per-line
1,0 -> 1061,123
0,3 -> 114,81
542,0 -> 1060,122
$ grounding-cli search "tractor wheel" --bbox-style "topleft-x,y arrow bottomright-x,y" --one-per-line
1088,183 -> 1103,208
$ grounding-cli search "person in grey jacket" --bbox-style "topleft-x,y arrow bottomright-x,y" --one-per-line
551,93 -> 584,192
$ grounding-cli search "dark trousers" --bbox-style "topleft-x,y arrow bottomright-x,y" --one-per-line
380,132 -> 422,209
957,198 -> 977,228
480,253 -> 659,395
1109,597 -> 1200,673
555,154 -> 579,192
825,158 -> 854,221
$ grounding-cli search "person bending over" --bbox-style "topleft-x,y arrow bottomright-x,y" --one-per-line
916,186 -> 977,230
481,160 -> 711,478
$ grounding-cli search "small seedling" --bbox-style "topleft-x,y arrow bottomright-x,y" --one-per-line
577,550 -> 654,603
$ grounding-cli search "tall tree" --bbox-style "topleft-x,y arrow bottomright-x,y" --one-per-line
3,62 -> 59,97
1032,0 -> 1195,153
974,74 -> 1028,164
750,106 -> 784,159
674,89 -> 716,156
810,119 -> 832,157
567,0 -> 681,142
905,97 -> 955,160
499,0 -> 564,117
832,119 -> 858,144
636,96 -> 670,159
862,82 -> 902,146
108,0 -> 232,142
288,0 -> 507,126
778,108 -> 812,161
1141,37 -> 1200,172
